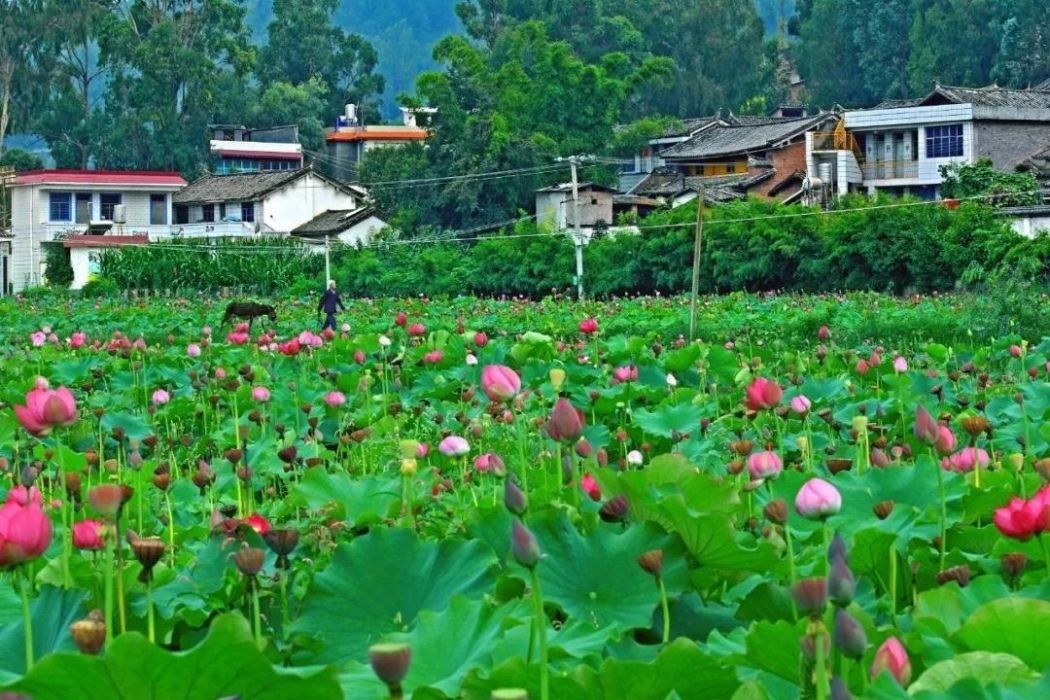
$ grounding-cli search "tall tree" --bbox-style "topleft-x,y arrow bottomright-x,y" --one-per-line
259,0 -> 383,123
993,0 -> 1050,88
0,0 -> 54,158
35,0 -> 117,167
907,0 -> 1001,93
95,0 -> 255,173
795,0 -> 867,107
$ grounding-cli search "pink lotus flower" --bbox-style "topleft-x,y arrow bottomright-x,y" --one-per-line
252,386 -> 271,403
14,385 -> 78,436
416,442 -> 430,458
817,325 -> 830,341
34,376 -> 49,390
324,391 -> 347,408
869,349 -> 882,366
132,337 -> 146,350
187,343 -> 202,358
942,447 -> 990,473
395,312 -> 408,327
474,332 -> 488,347
279,338 -> 301,356
423,349 -> 443,364
408,323 -> 426,338
72,519 -> 105,550
790,395 -> 811,415
1009,344 -> 1023,358
914,405 -> 939,445
578,318 -> 599,335
612,365 -> 639,384
871,637 -> 912,686
935,425 -> 956,455
747,450 -> 783,480
438,435 -> 470,457
246,513 -> 271,535
353,349 -> 366,364
481,365 -> 521,403
474,453 -> 505,476
855,359 -> 869,375
151,389 -> 171,406
466,353 -> 478,366
227,331 -> 250,345
745,377 -> 782,411
69,332 -> 86,349
795,478 -> 842,519
215,368 -> 227,380
322,328 -> 335,341
29,331 -> 46,347
298,331 -> 323,348
0,485 -> 53,566
581,473 -> 601,501
993,487 -> 1050,540
893,356 -> 908,373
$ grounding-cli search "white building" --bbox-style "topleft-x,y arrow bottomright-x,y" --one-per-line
209,124 -> 303,174
171,168 -> 372,236
535,183 -> 616,234
7,169 -> 187,292
807,84 -> 1050,199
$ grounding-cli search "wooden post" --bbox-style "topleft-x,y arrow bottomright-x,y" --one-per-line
688,187 -> 705,342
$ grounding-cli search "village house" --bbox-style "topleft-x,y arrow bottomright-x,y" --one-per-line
652,112 -> 841,202
209,124 -> 303,175
291,207 -> 387,248
807,84 -> 1050,198
325,104 -> 433,182
6,169 -> 186,292
171,168 -> 375,237
535,183 -> 616,235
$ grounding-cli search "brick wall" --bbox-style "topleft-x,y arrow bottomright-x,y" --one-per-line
750,141 -> 809,198
973,122 -> 1050,170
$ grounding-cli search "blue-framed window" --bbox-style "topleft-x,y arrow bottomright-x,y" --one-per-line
49,192 -> 72,222
925,124 -> 963,158
241,202 -> 255,222
100,192 -> 122,220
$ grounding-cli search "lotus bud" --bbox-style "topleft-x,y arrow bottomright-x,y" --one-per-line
830,677 -> 852,700
510,520 -> 541,569
369,642 -> 412,691
504,478 -> 528,516
828,555 -> 855,606
598,494 -> 629,523
791,578 -> 828,617
827,532 -> 848,563
871,637 -> 911,686
833,608 -> 868,660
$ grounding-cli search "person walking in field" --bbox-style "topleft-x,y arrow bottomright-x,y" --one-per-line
318,280 -> 346,331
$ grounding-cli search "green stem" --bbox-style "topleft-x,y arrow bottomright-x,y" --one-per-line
20,567 -> 34,671
531,568 -> 549,700
1040,534 -> 1050,582
933,449 -> 947,571
821,522 -> 831,576
279,573 -> 290,641
104,538 -> 114,647
146,578 -> 155,644
889,540 -> 898,618
813,627 -> 830,700
251,578 -> 263,646
784,524 -> 799,621
658,576 -> 671,644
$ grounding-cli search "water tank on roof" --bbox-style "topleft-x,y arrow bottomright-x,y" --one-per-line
112,205 -> 127,224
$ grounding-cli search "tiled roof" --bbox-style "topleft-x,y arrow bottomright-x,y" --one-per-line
629,170 -> 775,204
292,208 -> 379,236
927,85 -> 1050,109
536,182 -> 618,194
173,170 -> 307,204
660,114 -> 835,160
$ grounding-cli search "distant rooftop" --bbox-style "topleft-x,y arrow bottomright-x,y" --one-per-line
868,84 -> 1050,112
13,170 -> 186,188
660,113 -> 837,160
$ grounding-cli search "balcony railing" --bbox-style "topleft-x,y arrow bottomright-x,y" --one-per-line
860,160 -> 919,180
811,132 -> 862,159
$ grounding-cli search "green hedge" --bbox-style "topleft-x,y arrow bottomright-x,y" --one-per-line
328,196 -> 1040,297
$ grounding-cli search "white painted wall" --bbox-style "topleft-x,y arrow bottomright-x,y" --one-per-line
259,172 -> 359,232
336,214 -> 387,247
1010,214 -> 1050,239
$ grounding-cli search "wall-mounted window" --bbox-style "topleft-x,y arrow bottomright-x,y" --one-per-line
925,124 -> 963,158
100,193 -> 122,220
174,205 -> 189,225
49,192 -> 72,222
150,194 -> 167,225
241,202 -> 255,223
202,204 -> 215,223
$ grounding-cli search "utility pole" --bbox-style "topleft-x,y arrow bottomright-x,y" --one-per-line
324,235 -> 331,284
688,186 -> 705,341
556,155 -> 594,300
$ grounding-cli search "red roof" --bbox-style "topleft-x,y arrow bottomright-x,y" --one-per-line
14,170 -> 186,187
63,235 -> 150,249
326,129 -> 428,143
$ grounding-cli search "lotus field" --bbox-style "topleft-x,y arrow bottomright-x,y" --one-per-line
2,292 -> 1050,700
